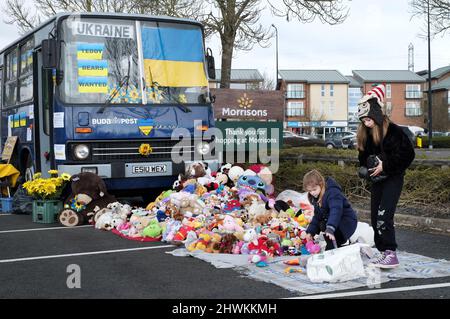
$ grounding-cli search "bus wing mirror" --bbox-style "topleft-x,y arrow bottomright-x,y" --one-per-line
206,48 -> 216,80
42,39 -> 57,69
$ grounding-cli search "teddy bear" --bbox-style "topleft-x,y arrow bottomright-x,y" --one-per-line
58,172 -> 117,227
218,233 -> 238,254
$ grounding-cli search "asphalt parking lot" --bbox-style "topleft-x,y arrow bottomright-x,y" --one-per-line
0,213 -> 449,300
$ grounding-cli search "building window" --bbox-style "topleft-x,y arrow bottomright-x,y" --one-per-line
287,83 -> 304,98
230,83 -> 246,89
246,82 -> 260,90
447,91 -> 450,105
405,102 -> 422,116
448,106 -> 450,120
386,102 -> 392,116
406,84 -> 422,99
287,101 -> 305,116
386,84 -> 391,99
330,84 -> 334,97
321,84 -> 325,97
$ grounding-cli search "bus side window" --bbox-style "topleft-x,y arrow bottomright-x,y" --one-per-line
42,68 -> 52,136
4,48 -> 18,106
18,39 -> 34,103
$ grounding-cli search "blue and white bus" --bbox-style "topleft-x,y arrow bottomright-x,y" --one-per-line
0,12 -> 218,192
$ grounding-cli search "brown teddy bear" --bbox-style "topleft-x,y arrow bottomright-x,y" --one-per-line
58,172 -> 116,227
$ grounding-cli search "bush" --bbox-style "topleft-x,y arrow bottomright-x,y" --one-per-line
276,162 -> 450,207
280,146 -> 358,158
420,136 -> 450,148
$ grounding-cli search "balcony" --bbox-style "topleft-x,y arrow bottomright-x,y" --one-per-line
286,91 -> 305,99
405,91 -> 423,99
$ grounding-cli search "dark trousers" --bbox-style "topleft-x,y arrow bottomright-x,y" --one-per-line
325,228 -> 347,251
370,174 -> 404,252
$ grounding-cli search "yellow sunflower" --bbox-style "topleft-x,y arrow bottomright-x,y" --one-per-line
48,169 -> 59,175
61,173 -> 71,181
139,144 -> 152,156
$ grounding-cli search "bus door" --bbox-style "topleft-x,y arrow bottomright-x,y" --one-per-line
34,49 -> 52,176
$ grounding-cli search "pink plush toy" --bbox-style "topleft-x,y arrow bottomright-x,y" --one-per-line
305,241 -> 321,254
218,215 -> 244,233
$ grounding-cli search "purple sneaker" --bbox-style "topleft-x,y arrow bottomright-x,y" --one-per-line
373,250 -> 399,269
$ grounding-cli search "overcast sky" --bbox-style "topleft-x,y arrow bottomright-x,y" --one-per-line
0,0 -> 449,82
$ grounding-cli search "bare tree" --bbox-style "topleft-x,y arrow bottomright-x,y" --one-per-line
2,0 -> 204,34
410,0 -> 450,37
202,0 -> 349,88
255,71 -> 275,90
3,0 -> 349,89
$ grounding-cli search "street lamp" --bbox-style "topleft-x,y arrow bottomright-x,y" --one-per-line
427,0 -> 433,149
271,24 -> 278,89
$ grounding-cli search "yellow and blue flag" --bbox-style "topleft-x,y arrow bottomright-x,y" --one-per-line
77,43 -> 104,60
142,26 -> 207,88
78,60 -> 108,77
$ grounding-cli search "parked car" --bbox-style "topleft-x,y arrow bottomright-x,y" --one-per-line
398,125 -> 416,146
342,135 -> 357,149
325,132 -> 356,149
283,131 -> 325,147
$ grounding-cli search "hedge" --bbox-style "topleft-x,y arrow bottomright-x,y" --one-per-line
275,162 -> 450,208
419,136 -> 450,149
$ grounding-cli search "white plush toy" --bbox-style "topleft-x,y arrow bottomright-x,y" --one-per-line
350,222 -> 375,247
95,211 -> 114,230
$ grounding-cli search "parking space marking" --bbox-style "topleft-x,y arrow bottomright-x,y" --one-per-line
0,225 -> 92,234
288,282 -> 450,299
0,245 -> 174,263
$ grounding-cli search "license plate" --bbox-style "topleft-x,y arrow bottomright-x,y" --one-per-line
131,164 -> 167,175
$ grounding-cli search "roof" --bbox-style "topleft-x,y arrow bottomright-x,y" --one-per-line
212,69 -> 263,82
431,77 -> 450,91
418,65 -> 450,79
278,70 -> 349,83
345,75 -> 362,87
353,70 -> 426,83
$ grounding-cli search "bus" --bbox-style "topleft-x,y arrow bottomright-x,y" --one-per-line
0,12 -> 218,193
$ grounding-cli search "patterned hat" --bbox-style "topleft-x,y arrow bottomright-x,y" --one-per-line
358,84 -> 386,126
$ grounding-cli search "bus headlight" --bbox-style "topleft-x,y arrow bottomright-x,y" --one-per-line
73,144 -> 90,160
196,141 -> 210,155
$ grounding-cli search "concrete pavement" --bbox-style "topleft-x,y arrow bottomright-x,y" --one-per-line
0,213 -> 449,300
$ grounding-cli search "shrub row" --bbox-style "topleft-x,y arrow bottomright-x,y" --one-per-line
275,162 -> 450,207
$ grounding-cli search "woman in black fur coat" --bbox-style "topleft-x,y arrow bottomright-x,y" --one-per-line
356,84 -> 415,269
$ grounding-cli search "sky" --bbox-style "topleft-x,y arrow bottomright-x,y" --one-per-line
0,0 -> 449,83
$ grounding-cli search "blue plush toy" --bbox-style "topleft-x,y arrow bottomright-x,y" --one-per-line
236,175 -> 267,194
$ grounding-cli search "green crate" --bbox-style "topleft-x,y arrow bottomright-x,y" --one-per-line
32,200 -> 63,224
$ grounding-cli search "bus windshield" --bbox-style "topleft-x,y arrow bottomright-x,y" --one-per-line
60,17 -> 208,105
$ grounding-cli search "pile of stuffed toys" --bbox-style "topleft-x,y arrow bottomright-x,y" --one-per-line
58,163 -> 324,267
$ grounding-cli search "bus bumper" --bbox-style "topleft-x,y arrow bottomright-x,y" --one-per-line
57,159 -> 220,190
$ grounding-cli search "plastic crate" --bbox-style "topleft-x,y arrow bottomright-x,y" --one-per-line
32,200 -> 63,223
0,197 -> 13,213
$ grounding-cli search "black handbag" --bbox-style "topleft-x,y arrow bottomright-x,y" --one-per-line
366,155 -> 388,183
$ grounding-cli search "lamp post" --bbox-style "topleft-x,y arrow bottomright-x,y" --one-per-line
271,24 -> 278,89
427,0 -> 433,149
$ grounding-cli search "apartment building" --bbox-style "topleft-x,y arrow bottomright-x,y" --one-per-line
278,70 -> 349,136
352,70 -> 426,127
417,65 -> 450,132
209,69 -> 264,90
346,75 -> 363,132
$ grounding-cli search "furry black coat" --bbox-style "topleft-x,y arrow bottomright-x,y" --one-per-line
358,123 -> 415,176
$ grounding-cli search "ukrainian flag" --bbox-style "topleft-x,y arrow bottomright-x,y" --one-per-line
142,26 -> 207,88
